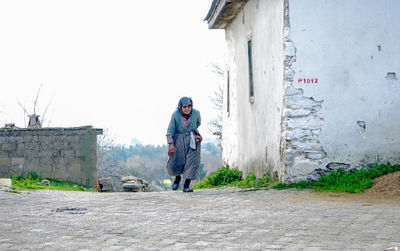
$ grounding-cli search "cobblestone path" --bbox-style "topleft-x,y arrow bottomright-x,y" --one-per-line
0,188 -> 399,250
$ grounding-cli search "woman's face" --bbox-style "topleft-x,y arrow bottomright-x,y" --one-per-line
182,105 -> 192,115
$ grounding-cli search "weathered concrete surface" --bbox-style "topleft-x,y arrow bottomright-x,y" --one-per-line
0,188 -> 399,250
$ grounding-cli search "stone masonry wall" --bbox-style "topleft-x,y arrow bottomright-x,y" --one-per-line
281,0 -> 327,182
0,126 -> 103,188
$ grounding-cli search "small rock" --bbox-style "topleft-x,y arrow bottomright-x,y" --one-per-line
98,177 -> 114,192
121,176 -> 151,192
42,179 -> 50,186
121,176 -> 138,183
307,168 -> 330,182
362,163 -> 375,170
122,182 -> 141,190
326,162 -> 351,172
0,178 -> 12,188
348,167 -> 358,173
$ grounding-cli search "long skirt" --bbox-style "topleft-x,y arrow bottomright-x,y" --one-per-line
166,132 -> 201,180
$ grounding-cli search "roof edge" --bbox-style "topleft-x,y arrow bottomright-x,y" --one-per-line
204,0 -> 247,29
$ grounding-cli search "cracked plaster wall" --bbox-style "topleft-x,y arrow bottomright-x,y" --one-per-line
282,0 -> 400,182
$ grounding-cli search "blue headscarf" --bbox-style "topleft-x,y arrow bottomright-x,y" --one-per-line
177,97 -> 193,117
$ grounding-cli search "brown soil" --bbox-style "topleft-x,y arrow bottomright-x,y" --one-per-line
364,171 -> 400,196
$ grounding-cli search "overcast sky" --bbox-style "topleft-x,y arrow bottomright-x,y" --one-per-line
0,0 -> 225,145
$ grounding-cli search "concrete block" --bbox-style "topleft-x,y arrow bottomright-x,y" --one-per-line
54,141 -> 70,151
31,135 -> 39,143
24,150 -> 38,159
16,144 -> 25,151
54,165 -> 69,181
2,143 -> 17,152
38,151 -> 53,158
11,158 -> 24,166
10,164 -> 23,176
62,150 -> 75,159
68,164 -> 82,183
39,143 -> 53,152
24,143 -> 40,151
37,164 -> 53,179
71,136 -> 81,144
8,150 -> 24,158
23,161 -> 39,175
39,157 -> 52,168
0,166 -> 10,178
37,131 -> 53,136
68,158 -> 82,166
54,158 -> 68,167
23,135 -> 33,143
68,176 -> 82,186
8,137 -> 23,144
0,157 -> 10,166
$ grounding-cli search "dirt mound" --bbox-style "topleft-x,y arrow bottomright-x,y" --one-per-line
364,171 -> 400,196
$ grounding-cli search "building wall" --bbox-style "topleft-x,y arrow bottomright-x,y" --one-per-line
282,0 -> 400,181
0,126 -> 102,187
222,0 -> 285,177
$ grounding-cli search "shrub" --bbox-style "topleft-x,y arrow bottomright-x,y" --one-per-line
273,180 -> 311,190
11,172 -> 96,192
193,166 -> 242,189
273,163 -> 400,193
193,166 -> 274,190
233,173 -> 271,189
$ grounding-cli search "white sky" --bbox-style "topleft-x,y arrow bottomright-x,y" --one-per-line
0,0 -> 225,146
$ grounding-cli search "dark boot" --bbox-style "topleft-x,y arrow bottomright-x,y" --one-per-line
172,175 -> 181,190
183,179 -> 193,192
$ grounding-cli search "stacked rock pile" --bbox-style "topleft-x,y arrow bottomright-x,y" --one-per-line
121,176 -> 151,192
98,177 -> 114,192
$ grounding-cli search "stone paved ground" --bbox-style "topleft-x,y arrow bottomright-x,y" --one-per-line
0,188 -> 399,250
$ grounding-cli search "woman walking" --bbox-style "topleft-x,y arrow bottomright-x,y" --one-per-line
166,97 -> 202,192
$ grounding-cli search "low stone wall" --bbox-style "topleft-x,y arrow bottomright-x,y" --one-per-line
0,126 -> 103,188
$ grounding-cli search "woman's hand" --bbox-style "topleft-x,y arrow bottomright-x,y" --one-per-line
195,135 -> 202,143
168,143 -> 176,154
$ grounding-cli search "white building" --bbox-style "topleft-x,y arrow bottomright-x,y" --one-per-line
205,0 -> 400,182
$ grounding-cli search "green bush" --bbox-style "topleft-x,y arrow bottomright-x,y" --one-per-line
233,173 -> 271,189
193,166 -> 273,190
273,180 -> 311,190
193,162 -> 400,193
193,166 -> 242,189
273,163 -> 400,193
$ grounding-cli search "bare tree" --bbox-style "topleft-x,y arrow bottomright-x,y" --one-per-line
208,63 -> 224,144
97,129 -> 144,191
